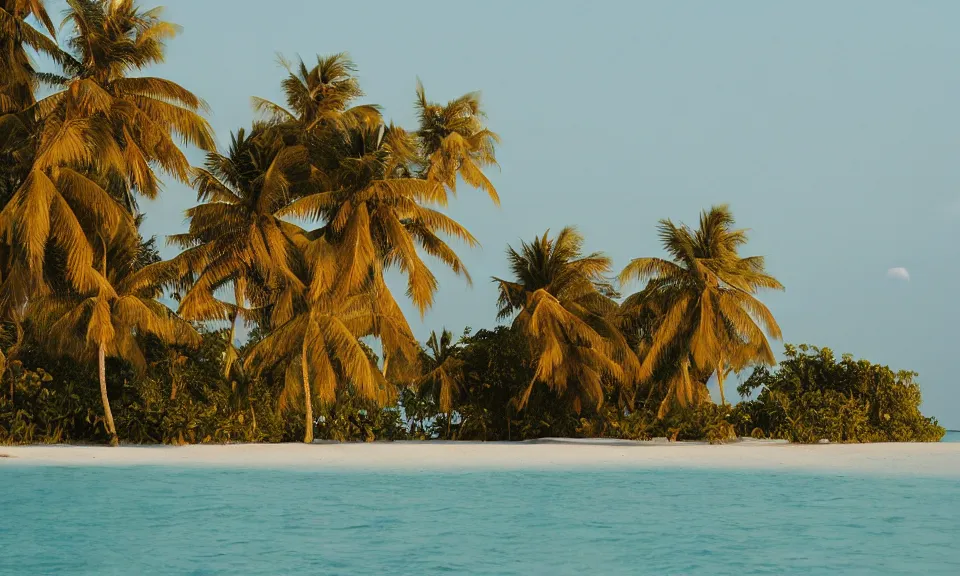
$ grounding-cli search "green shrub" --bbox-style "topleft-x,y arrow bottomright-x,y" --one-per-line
734,344 -> 945,443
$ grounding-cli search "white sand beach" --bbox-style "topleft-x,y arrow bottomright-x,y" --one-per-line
2,439 -> 959,476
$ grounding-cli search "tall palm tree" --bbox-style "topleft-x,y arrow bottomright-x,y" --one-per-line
254,55 -> 495,317
28,240 -> 199,445
281,121 -> 478,316
244,238 -> 417,443
1,0 -> 214,296
53,0 -> 215,204
0,0 -> 60,107
495,227 -> 637,414
1,0 -> 62,324
252,52 -> 380,135
415,81 -> 500,206
415,329 -> 465,438
618,205 -> 784,414
170,127 -> 310,332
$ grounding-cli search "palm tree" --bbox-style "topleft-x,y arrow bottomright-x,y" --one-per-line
244,238 -> 418,443
27,240 -> 199,445
1,0 -> 62,319
1,0 -> 214,295
253,55 -> 494,317
618,205 -> 784,414
53,0 -> 215,205
415,81 -> 500,205
495,227 -> 637,414
252,52 -> 380,135
281,120 -> 479,316
415,329 -> 465,438
0,0 -> 60,107
170,127 -> 311,336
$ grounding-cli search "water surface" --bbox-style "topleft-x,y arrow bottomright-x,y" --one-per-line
1,465 -> 958,575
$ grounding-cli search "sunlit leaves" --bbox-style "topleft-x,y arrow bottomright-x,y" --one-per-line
619,205 -> 784,416
495,227 -> 634,412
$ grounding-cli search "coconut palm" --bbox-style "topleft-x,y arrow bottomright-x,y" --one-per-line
53,0 -> 215,205
415,329 -> 465,438
495,227 -> 637,414
1,0 -> 214,295
170,127 -> 310,326
0,0 -> 60,397
281,120 -> 478,316
27,239 -> 199,445
618,205 -> 784,413
253,55 -> 494,317
0,0 -> 60,107
252,52 -> 380,135
618,284 -> 712,417
244,239 -> 418,443
415,81 -> 500,206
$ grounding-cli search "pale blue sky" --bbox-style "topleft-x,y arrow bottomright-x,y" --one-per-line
62,1 -> 960,426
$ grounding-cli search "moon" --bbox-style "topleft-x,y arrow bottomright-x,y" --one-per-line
886,267 -> 910,281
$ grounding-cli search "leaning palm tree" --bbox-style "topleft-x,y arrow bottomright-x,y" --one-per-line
245,238 -> 418,443
618,205 -> 784,413
415,81 -> 500,206
27,241 -> 199,445
415,329 -> 465,438
495,227 -> 637,414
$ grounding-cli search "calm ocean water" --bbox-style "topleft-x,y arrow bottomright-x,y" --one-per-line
1,463 -> 959,575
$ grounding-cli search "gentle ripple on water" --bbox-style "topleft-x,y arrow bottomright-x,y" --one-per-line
0,466 -> 958,575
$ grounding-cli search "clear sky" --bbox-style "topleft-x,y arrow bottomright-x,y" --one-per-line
62,1 -> 960,427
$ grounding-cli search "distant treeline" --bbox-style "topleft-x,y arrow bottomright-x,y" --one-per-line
0,1 -> 944,445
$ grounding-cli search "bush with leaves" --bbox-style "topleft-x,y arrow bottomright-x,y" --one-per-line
733,344 -> 945,443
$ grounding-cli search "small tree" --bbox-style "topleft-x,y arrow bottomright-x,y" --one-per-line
415,329 -> 465,439
29,256 -> 198,446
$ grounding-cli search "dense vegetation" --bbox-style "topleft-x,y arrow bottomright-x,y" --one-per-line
0,0 -> 944,445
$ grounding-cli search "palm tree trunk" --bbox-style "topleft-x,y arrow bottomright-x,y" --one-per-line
6,320 -> 23,404
98,343 -> 119,447
381,352 -> 390,378
446,411 -> 452,439
301,341 -> 314,444
716,358 -> 727,407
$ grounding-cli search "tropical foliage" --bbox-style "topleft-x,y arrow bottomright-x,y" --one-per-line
618,205 -> 784,417
730,344 -> 945,443
0,0 -> 944,446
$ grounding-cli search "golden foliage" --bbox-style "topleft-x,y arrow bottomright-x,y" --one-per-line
496,227 -> 637,412
415,329 -> 465,415
619,205 -> 784,415
244,238 -> 418,413
28,240 -> 199,371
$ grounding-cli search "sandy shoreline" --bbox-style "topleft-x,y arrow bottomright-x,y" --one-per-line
2,439 -> 959,476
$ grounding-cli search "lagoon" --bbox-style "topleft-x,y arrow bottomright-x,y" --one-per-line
2,463 -> 959,575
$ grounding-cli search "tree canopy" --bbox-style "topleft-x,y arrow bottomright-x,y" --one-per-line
0,0 -> 944,446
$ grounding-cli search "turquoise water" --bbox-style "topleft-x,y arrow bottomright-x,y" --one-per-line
943,430 -> 960,442
1,466 -> 958,575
